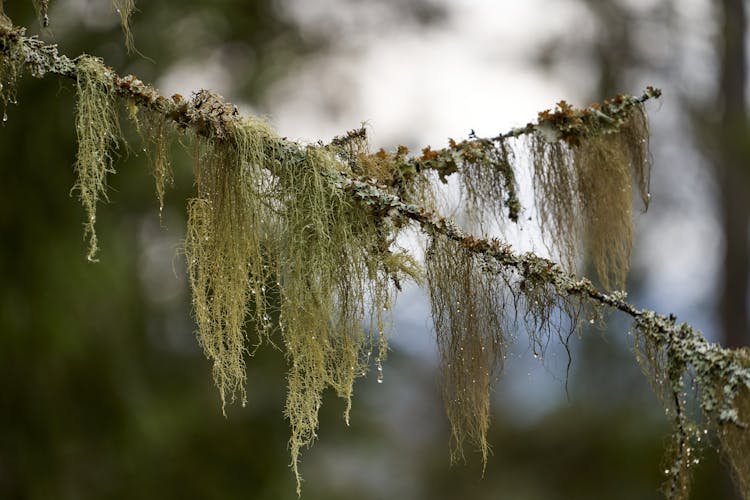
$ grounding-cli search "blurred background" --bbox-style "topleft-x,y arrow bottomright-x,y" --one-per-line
0,0 -> 747,498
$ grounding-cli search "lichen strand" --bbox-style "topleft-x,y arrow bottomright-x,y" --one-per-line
427,234 -> 506,466
530,105 -> 651,290
574,133 -> 634,290
112,0 -> 136,52
0,20 -> 21,121
32,0 -> 50,27
717,350 -> 750,499
72,56 -> 120,262
137,110 -> 173,216
530,137 -> 578,272
457,139 -> 520,228
276,145 -> 395,494
185,117 -> 275,412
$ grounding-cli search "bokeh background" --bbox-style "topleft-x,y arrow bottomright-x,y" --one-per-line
0,0 -> 747,498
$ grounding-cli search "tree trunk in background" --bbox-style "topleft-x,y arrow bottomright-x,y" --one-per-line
717,0 -> 749,349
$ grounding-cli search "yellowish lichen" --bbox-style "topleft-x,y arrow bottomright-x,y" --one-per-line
427,234 -> 506,466
717,350 -> 750,499
72,55 -> 120,262
112,0 -> 136,52
530,105 -> 650,290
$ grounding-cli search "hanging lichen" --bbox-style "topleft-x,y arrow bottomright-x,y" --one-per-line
530,101 -> 651,290
0,17 -> 21,122
274,144 -> 398,494
427,233 -> 506,466
716,349 -> 750,499
134,109 -> 174,217
32,0 -> 50,27
112,0 -> 136,52
72,55 -> 120,262
185,108 -> 276,412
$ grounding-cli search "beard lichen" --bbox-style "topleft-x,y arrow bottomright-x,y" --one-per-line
530,104 -> 651,290
112,0 -> 136,52
185,115 -> 276,412
716,349 -> 750,499
275,144 -> 396,494
427,234 -> 507,466
72,55 -> 120,262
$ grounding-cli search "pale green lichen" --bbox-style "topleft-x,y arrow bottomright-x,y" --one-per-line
72,55 -> 120,262
112,0 -> 136,52
32,0 -> 50,27
275,144 -> 396,494
530,104 -> 651,290
427,234 -> 506,466
185,113 -> 276,412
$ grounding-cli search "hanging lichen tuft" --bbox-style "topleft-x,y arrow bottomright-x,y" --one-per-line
426,233 -> 506,465
530,136 -> 578,272
32,0 -> 50,27
0,18 -> 22,122
136,110 -> 174,217
72,55 -> 120,262
274,143 -> 398,494
529,100 -> 651,290
716,349 -> 750,499
573,133 -> 634,290
185,108 -> 276,412
112,0 -> 136,52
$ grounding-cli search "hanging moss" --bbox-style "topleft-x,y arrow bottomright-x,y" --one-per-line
427,234 -> 507,465
72,56 -> 120,262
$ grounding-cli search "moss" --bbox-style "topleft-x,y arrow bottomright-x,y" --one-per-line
72,56 -> 120,262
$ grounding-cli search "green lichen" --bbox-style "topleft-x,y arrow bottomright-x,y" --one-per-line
32,0 -> 50,27
530,104 -> 651,290
427,234 -> 506,466
113,0 -> 136,52
185,113 -> 275,412
275,144 -> 396,494
72,55 -> 120,262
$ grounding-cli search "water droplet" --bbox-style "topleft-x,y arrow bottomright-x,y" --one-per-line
377,360 -> 384,384
589,318 -> 595,324
241,401 -> 247,408
2,112 -> 6,123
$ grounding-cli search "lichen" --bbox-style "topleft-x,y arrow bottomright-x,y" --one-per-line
716,349 -> 750,499
112,0 -> 136,52
72,55 -> 120,262
32,0 -> 50,27
529,104 -> 650,290
275,144 -> 396,494
185,114 -> 276,412
427,234 -> 506,466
